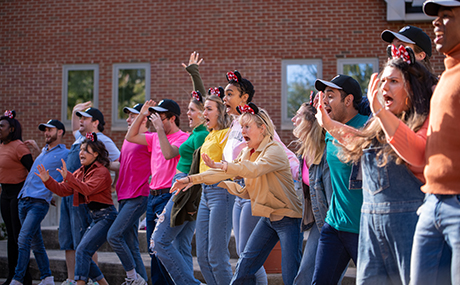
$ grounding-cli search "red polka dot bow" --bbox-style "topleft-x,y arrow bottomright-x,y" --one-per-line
85,132 -> 96,142
4,110 -> 13,119
208,87 -> 221,97
227,71 -> 238,82
391,45 -> 412,65
191,91 -> 202,102
238,104 -> 255,114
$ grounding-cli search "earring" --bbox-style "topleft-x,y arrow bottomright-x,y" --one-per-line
405,97 -> 410,106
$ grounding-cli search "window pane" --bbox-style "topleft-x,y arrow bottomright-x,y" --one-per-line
118,68 -> 146,120
342,63 -> 375,96
67,70 -> 94,120
287,64 -> 317,118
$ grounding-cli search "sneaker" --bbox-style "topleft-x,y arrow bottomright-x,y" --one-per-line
121,274 -> 147,285
86,280 -> 98,285
61,280 -> 76,285
9,280 -> 22,285
38,276 -> 54,285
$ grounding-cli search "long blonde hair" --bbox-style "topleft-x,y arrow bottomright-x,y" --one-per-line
293,103 -> 326,166
205,95 -> 232,131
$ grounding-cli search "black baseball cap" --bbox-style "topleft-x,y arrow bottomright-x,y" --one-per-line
76,107 -> 105,126
149,99 -> 181,116
381,25 -> 432,57
39,119 -> 66,136
315,75 -> 362,102
424,0 -> 460,16
123,103 -> 143,114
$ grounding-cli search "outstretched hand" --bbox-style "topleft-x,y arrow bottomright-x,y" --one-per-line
367,73 -> 383,115
170,177 -> 194,195
140,100 -> 157,117
56,159 -> 68,181
202,153 -> 220,169
181,51 -> 203,68
35,164 -> 50,183
315,91 -> 332,130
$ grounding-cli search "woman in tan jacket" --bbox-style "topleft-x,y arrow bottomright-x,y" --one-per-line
171,103 -> 303,285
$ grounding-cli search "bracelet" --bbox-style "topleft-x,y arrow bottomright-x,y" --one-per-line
373,107 -> 384,117
187,176 -> 191,183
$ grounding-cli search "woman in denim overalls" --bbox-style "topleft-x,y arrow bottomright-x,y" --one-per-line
316,45 -> 437,284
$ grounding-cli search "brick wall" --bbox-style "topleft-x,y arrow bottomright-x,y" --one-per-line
1,0 -> 445,150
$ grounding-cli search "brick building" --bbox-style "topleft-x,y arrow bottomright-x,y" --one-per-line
1,0 -> 444,150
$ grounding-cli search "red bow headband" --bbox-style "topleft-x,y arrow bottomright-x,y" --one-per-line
191,91 -> 203,102
236,103 -> 259,115
85,132 -> 97,142
208,87 -> 221,97
4,110 -> 14,119
226,71 -> 239,82
389,45 -> 415,65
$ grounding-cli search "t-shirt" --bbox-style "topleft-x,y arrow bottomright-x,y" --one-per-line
116,139 -> 151,201
325,113 -> 368,234
200,128 -> 229,173
302,159 -> 309,186
176,124 -> 209,173
145,130 -> 189,190
0,140 -> 31,184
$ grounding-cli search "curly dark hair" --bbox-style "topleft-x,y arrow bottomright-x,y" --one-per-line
226,70 -> 255,103
81,137 -> 110,168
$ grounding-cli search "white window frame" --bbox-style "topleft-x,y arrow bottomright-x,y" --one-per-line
385,0 -> 433,21
62,64 -> 99,128
112,63 -> 150,130
337,58 -> 379,96
281,59 -> 322,130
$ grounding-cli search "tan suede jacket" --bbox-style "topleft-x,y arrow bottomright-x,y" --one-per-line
190,136 -> 302,221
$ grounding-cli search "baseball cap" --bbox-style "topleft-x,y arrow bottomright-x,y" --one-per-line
38,119 -> 66,136
381,25 -> 432,57
123,103 -> 143,114
76,107 -> 105,126
423,0 -> 460,16
149,99 -> 181,116
315,75 -> 362,102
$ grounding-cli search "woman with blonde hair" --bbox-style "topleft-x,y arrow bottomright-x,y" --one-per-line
172,103 -> 303,285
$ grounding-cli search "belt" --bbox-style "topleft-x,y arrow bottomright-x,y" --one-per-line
150,188 -> 171,197
21,197 -> 47,204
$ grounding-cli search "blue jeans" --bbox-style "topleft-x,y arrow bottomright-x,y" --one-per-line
294,225 -> 320,285
107,196 -> 148,280
14,198 -> 51,283
196,183 -> 235,285
146,192 -> 174,285
312,223 -> 358,285
74,205 -> 117,282
231,216 -> 302,285
410,194 -> 460,285
59,195 -> 92,250
152,172 -> 200,285
233,196 -> 267,284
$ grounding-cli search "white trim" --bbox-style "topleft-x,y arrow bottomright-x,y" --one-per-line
61,64 -> 99,128
281,59 -> 322,130
112,63 -> 151,129
385,0 -> 434,21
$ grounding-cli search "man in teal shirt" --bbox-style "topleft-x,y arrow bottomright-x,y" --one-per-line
311,75 -> 368,284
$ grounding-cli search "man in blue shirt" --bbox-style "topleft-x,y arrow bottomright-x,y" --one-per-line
311,75 -> 368,284
59,102 -> 120,285
11,120 -> 69,285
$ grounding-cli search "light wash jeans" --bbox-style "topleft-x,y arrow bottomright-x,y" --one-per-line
196,183 -> 235,285
294,225 -> 320,285
231,216 -> 302,285
233,196 -> 267,284
74,205 -> 117,282
14,198 -> 51,283
107,196 -> 148,280
152,172 -> 200,285
410,193 -> 460,285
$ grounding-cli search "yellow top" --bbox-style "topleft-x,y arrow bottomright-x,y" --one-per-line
199,128 -> 229,173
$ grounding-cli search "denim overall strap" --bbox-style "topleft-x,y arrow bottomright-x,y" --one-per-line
361,145 -> 425,214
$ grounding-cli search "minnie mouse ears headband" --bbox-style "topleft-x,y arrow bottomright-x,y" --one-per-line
387,44 -> 416,65
236,102 -> 259,115
191,90 -> 203,102
208,87 -> 225,100
85,132 -> 98,142
226,70 -> 242,83
3,110 -> 15,119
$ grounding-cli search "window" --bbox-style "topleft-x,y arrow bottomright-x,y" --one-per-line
281,59 -> 322,129
385,0 -> 433,21
337,58 -> 379,97
112,63 -> 150,129
62,65 -> 99,126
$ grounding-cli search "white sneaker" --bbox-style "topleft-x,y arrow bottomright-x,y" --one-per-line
38,276 -> 55,285
86,280 -> 99,285
61,279 -> 76,285
121,274 -> 147,285
10,280 -> 23,285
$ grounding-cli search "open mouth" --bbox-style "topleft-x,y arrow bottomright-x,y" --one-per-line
243,136 -> 250,142
383,94 -> 393,107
